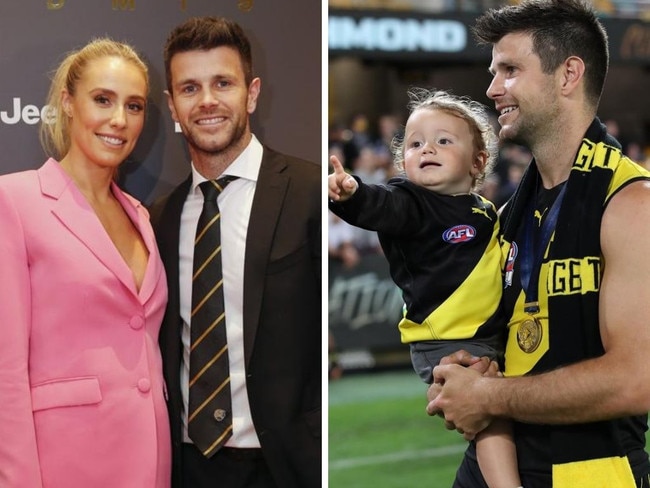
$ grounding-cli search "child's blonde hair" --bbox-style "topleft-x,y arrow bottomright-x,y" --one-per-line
391,88 -> 499,191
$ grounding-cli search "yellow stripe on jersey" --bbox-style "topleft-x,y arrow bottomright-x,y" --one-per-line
398,219 -> 503,343
552,456 -> 636,488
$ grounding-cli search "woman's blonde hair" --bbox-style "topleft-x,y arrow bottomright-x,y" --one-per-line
391,88 -> 499,191
40,38 -> 149,160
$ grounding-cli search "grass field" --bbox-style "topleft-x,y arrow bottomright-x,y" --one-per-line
328,369 -> 467,487
329,368 -> 650,487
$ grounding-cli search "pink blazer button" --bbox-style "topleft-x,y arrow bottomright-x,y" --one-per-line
130,316 -> 144,330
137,378 -> 151,393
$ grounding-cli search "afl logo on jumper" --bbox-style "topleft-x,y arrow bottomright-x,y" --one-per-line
442,224 -> 476,243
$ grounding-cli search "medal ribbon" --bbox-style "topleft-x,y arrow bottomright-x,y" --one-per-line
520,181 -> 568,314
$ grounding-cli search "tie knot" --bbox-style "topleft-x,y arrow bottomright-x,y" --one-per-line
199,176 -> 238,201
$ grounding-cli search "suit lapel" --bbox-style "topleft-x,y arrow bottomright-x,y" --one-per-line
113,186 -> 162,303
150,176 -> 190,428
153,176 -> 190,311
39,159 -> 141,300
243,149 -> 288,367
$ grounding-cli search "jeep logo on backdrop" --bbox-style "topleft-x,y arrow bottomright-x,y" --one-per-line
0,98 -> 55,126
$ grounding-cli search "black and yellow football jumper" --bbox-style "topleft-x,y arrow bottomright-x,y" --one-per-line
498,118 -> 650,487
329,176 -> 505,381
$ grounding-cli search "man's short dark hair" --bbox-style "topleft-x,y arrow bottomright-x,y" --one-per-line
473,0 -> 609,108
163,16 -> 253,93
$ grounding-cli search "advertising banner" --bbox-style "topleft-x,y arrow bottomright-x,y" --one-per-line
329,8 -> 650,66
329,254 -> 407,369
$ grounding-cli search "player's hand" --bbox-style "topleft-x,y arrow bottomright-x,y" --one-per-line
426,350 -> 487,415
429,364 -> 494,440
426,350 -> 499,440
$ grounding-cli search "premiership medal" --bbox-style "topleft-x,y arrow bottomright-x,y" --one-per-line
517,315 -> 542,353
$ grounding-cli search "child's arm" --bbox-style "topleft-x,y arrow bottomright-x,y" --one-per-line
476,419 -> 522,488
328,155 -> 358,202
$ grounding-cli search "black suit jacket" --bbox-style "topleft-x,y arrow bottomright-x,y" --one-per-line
150,147 -> 322,488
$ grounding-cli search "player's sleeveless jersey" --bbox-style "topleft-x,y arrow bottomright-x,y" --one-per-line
499,119 -> 650,486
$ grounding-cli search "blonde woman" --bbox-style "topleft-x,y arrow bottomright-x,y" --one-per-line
0,38 -> 170,487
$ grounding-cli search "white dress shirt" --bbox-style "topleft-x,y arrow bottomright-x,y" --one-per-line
179,135 -> 263,447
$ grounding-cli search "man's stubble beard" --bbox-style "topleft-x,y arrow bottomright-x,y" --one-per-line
185,120 -> 249,160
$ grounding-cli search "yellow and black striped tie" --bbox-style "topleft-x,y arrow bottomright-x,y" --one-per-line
188,176 -> 237,458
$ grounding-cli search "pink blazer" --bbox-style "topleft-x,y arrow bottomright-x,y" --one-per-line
0,159 -> 171,487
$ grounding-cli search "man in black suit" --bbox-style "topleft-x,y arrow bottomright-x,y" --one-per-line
150,16 -> 321,488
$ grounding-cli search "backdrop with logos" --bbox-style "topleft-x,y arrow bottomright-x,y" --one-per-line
0,0 -> 322,204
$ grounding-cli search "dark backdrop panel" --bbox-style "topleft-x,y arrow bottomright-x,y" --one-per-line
0,1 -> 322,204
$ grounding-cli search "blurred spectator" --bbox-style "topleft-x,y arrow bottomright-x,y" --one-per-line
627,141 -> 650,169
329,330 -> 343,381
340,113 -> 374,169
328,143 -> 347,172
494,143 -> 531,208
479,173 -> 501,206
373,113 -> 403,164
604,118 -> 631,152
350,146 -> 388,184
593,0 -> 616,15
329,212 -> 362,269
